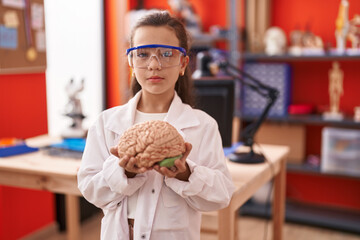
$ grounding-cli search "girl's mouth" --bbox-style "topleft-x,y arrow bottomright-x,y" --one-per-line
147,76 -> 164,83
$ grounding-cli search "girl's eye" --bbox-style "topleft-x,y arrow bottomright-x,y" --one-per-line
162,51 -> 173,57
137,52 -> 149,58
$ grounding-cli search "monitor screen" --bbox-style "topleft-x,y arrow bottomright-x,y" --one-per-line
193,79 -> 235,147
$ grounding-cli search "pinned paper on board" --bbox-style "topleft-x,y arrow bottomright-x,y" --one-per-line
0,0 -> 46,73
35,29 -> 45,52
31,3 -> 43,29
1,0 -> 25,9
3,10 -> 19,28
0,25 -> 17,49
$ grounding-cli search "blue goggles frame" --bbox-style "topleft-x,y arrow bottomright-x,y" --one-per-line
126,44 -> 187,56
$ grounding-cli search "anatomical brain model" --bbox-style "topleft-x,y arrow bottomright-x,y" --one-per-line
117,120 -> 185,168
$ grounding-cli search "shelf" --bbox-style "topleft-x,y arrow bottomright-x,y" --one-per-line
243,52 -> 360,62
239,200 -> 360,234
237,114 -> 360,128
191,33 -> 227,48
287,163 -> 360,179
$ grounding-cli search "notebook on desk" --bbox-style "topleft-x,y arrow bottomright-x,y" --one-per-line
0,143 -> 39,157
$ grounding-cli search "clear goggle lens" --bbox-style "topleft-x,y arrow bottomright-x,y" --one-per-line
127,45 -> 186,69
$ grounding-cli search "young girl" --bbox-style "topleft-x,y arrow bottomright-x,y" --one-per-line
77,11 -> 235,240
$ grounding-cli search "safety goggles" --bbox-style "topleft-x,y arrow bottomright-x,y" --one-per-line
126,44 -> 187,69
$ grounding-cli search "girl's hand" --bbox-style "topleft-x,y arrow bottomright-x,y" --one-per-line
110,146 -> 120,158
153,142 -> 192,181
110,146 -> 148,178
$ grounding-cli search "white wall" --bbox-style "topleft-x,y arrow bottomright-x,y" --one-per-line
44,0 -> 105,137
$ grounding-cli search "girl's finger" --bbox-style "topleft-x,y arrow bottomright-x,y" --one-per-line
183,142 -> 192,158
153,165 -> 160,172
160,166 -> 177,177
110,146 -> 119,157
137,167 -> 147,174
174,158 -> 186,172
127,157 -> 138,169
119,155 -> 130,168
170,166 -> 177,172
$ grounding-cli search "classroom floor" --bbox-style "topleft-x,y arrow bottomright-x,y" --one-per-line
22,213 -> 360,240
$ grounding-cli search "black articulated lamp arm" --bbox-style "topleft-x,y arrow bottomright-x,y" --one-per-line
215,61 -> 279,164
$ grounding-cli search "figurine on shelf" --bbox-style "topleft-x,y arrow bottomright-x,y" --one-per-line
347,14 -> 360,53
62,78 -> 86,138
335,0 -> 350,54
323,61 -> 344,121
263,27 -> 287,56
302,29 -> 324,55
288,30 -> 303,56
288,28 -> 324,56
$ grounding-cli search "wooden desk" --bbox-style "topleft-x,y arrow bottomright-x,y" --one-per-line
0,135 -> 81,240
0,136 -> 288,240
203,144 -> 289,240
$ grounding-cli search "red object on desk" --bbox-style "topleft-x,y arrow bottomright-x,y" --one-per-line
288,104 -> 314,115
0,138 -> 21,147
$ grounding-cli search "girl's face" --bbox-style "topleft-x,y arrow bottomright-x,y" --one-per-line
131,26 -> 189,98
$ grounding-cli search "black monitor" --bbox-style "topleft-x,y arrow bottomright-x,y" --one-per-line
193,78 -> 235,147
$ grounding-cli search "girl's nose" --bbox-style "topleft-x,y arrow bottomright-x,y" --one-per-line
148,55 -> 162,70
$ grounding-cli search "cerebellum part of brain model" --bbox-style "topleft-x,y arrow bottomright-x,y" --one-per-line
117,120 -> 185,168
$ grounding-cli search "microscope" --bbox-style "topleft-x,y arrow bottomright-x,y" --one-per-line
61,78 -> 86,139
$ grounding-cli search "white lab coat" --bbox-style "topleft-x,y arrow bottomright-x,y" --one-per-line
78,91 -> 235,240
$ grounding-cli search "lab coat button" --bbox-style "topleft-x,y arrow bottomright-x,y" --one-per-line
117,201 -> 121,206
151,189 -> 155,194
141,234 -> 146,238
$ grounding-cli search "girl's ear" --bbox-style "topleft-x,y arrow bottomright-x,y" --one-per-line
180,55 -> 189,72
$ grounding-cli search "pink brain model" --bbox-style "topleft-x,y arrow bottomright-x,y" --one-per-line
117,120 -> 185,168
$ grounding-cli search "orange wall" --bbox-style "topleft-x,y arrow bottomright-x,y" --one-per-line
140,0 -> 230,31
0,73 -> 48,137
0,73 -> 54,239
271,0 -> 360,48
105,0 -> 122,107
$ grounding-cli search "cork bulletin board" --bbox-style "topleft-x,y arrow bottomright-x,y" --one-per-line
0,0 -> 46,74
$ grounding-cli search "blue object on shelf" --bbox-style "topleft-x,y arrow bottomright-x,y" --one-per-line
50,138 -> 86,152
0,143 -> 38,157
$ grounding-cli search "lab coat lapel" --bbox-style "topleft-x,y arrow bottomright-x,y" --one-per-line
165,92 -> 200,133
104,91 -> 142,135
